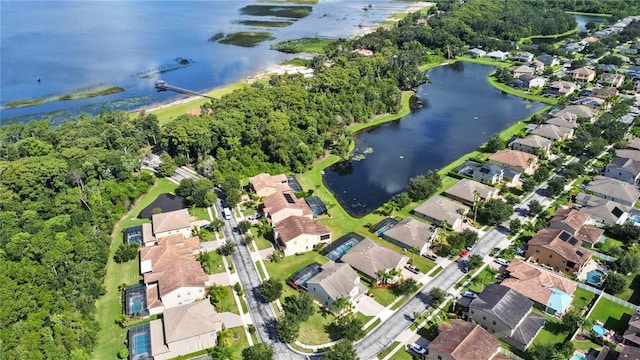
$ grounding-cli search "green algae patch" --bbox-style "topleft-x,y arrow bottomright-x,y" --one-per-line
218,32 -> 275,47
239,5 -> 312,19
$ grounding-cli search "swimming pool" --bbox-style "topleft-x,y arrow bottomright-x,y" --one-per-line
326,238 -> 359,261
593,324 -> 607,336
586,269 -> 605,285
570,354 -> 586,360
130,295 -> 143,314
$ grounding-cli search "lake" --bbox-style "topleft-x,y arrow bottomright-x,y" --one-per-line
0,0 -> 420,125
322,62 -> 546,217
138,193 -> 187,219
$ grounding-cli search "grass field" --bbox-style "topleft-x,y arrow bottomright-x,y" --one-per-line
297,307 -> 335,345
93,177 -> 178,359
588,297 -> 635,333
270,37 -> 335,54
263,251 -> 329,282
573,287 -> 597,312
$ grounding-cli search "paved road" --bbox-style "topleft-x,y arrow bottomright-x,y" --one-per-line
355,228 -> 508,359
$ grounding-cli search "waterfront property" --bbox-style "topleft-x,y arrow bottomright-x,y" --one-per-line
413,195 -> 470,232
525,228 -> 593,276
381,217 -> 438,256
306,262 -> 367,309
262,190 -> 314,225
443,178 -> 499,206
512,135 -> 553,156
488,149 -> 538,176
274,215 -> 331,256
467,284 -> 545,351
340,238 -> 409,284
249,172 -> 290,197
531,124 -> 574,141
151,208 -> 195,241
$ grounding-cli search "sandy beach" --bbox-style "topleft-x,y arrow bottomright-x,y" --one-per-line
142,2 -> 434,115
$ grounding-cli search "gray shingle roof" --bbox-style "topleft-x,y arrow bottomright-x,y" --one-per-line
586,176 -> 640,204
383,217 -> 435,250
340,238 -> 408,280
607,156 -> 640,175
469,284 -> 533,329
306,262 -> 363,301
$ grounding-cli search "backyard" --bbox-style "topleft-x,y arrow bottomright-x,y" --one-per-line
588,297 -> 635,334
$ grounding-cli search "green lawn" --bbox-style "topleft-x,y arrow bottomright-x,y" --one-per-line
588,297 -> 635,333
263,251 -> 329,282
390,349 -> 414,360
378,341 -> 401,359
532,315 -> 569,348
93,178 -> 179,359
573,287 -> 596,312
297,307 -> 335,345
201,250 -> 226,275
370,287 -> 397,307
191,206 -> 211,221
465,267 -> 499,294
217,286 -> 240,315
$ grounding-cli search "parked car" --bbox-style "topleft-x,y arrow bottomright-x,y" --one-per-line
495,258 -> 510,266
408,343 -> 427,355
200,224 -> 211,230
461,291 -> 478,299
405,264 -> 420,274
424,253 -> 438,261
460,249 -> 469,257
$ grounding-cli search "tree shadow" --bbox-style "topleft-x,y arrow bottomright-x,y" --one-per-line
604,312 -> 633,334
628,275 -> 640,305
544,320 -> 567,335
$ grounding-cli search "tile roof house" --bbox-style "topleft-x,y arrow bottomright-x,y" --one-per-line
149,301 -> 222,360
550,208 -> 605,247
616,149 -> 640,162
532,124 -> 574,141
489,149 -> 538,175
340,238 -> 409,283
545,116 -> 580,130
572,67 -> 597,82
427,319 -> 503,360
152,209 -> 195,240
537,55 -> 559,67
249,173 -> 290,197
574,192 -> 631,226
306,262 -> 367,308
590,86 -> 620,99
604,157 -> 640,186
413,195 -> 470,232
140,234 -> 207,314
274,215 -> 331,256
381,217 -> 438,255
512,135 -> 553,156
502,259 -> 577,316
263,190 -> 313,225
352,48 -> 374,57
513,52 -> 534,63
576,96 -> 607,109
467,284 -> 546,351
513,65 -> 534,78
549,81 -> 577,96
470,163 -> 504,184
444,179 -> 499,206
528,59 -> 545,72
465,48 -> 486,58
555,105 -> 598,123
600,73 -> 626,88
525,228 -> 593,275
520,74 -> 546,89
586,176 -> 640,207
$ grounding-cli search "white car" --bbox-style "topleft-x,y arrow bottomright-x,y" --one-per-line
495,258 -> 510,266
461,291 -> 478,299
408,343 -> 427,355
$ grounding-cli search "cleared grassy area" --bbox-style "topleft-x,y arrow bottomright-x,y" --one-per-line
281,57 -> 311,67
201,250 -> 226,275
219,31 -> 275,47
573,287 -> 597,312
217,286 -> 240,315
588,297 -> 635,333
252,229 -> 274,250
297,307 -> 335,345
191,206 -> 210,221
370,287 -> 397,307
271,37 -> 335,54
390,348 -> 415,360
487,73 -> 558,105
263,251 -> 329,281
349,91 -> 414,133
93,178 -> 178,359
464,267 -> 499,294
532,316 -> 569,347
572,338 -> 602,352
456,56 -> 512,68
519,26 -> 578,44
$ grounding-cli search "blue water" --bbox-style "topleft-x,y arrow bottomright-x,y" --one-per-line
1,0 -> 420,124
593,324 -> 607,336
634,216 -> 640,224
570,354 -> 586,360
130,296 -> 143,314
132,333 -> 151,356
326,238 -> 360,261
323,62 -> 545,217
586,269 -> 605,284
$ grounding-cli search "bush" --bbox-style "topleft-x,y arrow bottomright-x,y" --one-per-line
114,243 -> 139,263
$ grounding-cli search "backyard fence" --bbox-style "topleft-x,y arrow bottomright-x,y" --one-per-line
578,283 -> 640,311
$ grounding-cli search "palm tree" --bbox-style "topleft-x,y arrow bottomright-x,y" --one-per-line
472,190 -> 481,224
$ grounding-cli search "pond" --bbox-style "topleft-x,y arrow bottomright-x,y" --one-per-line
138,193 -> 188,219
322,62 -> 546,217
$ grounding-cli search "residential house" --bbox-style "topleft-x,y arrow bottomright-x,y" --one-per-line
629,137 -> 640,151
520,74 -> 546,88
600,73 -> 625,88
582,36 -> 599,43
140,234 -> 208,314
574,192 -> 631,226
124,223 -> 156,247
470,163 -> 504,185
576,96 -> 607,109
525,228 -> 593,275
537,55 -> 559,67
249,173 -> 290,198
467,284 -> 546,351
508,79 -> 526,89
512,135 -> 553,156
466,48 -> 486,58
531,124 -> 574,141
513,65 -> 534,78
549,208 -> 605,248
149,301 -> 222,360
528,59 -> 545,73
549,81 -> 577,96
486,50 -> 509,61
444,179 -> 499,206
274,215 -> 331,256
489,149 -> 538,175
152,209 -> 195,240
619,47 -> 638,55
381,217 -> 438,255
598,64 -> 619,73
413,195 -> 470,232
340,238 -> 409,283
616,149 -> 640,162
554,105 -> 597,123
619,345 -> 640,360
513,52 -> 534,63
635,77 -> 640,93
306,262 -> 367,308
427,319 -> 504,360
591,86 -> 619,99
563,42 -> 585,55
605,157 -> 640,186
262,190 -> 313,225
352,48 -> 374,57
503,259 -> 577,316
594,346 -> 620,360
625,311 -> 640,347
572,67 -> 597,83
545,116 -> 579,130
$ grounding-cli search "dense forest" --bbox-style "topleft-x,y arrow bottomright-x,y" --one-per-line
0,112 -> 157,359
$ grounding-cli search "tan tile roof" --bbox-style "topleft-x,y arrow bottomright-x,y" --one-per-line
142,222 -> 156,245
550,208 -> 590,233
162,301 -> 222,343
383,217 -> 436,250
263,191 -> 313,218
307,262 -> 364,301
141,234 -> 207,297
152,209 -> 194,234
249,173 -> 290,194
555,105 -> 597,120
514,135 -> 553,149
532,124 -> 572,140
430,319 -> 501,360
573,67 -> 596,76
545,116 -> 579,129
274,215 -> 330,243
413,195 -> 469,225
502,259 -> 577,307
575,225 -> 605,245
150,319 -> 170,357
444,178 -> 497,204
146,285 -> 163,310
591,86 -> 619,99
527,228 -> 592,265
489,149 -> 538,169
341,238 -> 408,280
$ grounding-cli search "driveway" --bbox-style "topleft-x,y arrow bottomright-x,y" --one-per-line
221,312 -> 243,329
355,295 -> 385,316
208,272 -> 231,286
